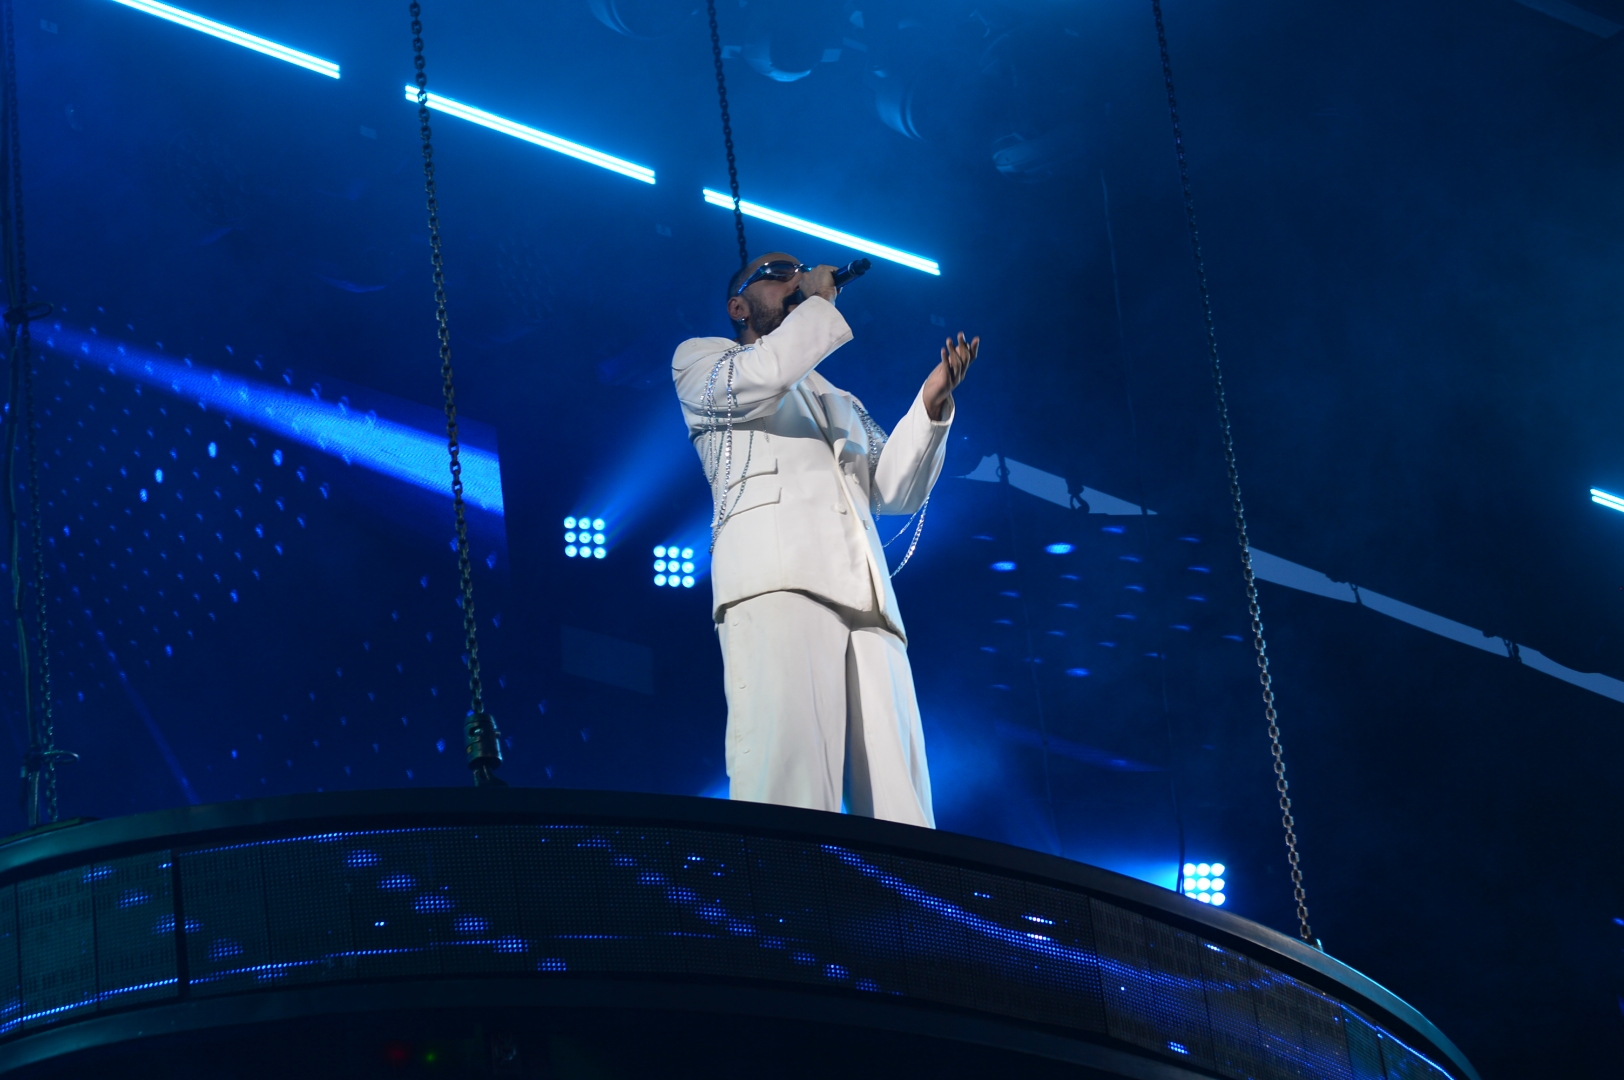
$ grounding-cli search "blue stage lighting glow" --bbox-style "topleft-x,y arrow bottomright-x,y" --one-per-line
44,326 -> 504,514
1045,543 -> 1073,554
702,189 -> 940,275
1182,861 -> 1227,907
653,542 -> 705,588
566,515 -> 610,558
1592,487 -> 1624,513
403,87 -> 655,184
107,0 -> 340,78
991,561 -> 1016,572
154,468 -> 164,483
138,488 -> 148,503
207,441 -> 217,457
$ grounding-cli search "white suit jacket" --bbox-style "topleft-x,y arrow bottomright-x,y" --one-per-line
672,296 -> 953,641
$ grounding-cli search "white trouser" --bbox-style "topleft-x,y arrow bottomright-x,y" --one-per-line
717,590 -> 935,828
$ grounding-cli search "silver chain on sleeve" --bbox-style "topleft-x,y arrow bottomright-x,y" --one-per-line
852,399 -> 928,577
701,344 -> 755,552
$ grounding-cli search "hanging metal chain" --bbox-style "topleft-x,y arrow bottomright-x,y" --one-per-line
0,0 -> 66,825
410,2 -> 503,787
705,0 -> 748,267
1150,0 -> 1312,944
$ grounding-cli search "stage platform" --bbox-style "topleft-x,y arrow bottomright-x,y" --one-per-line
0,789 -> 1476,1079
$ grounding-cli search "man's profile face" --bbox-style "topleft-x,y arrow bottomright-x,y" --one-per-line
728,252 -> 805,339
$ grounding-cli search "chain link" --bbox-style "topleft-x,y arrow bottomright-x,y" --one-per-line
0,0 -> 58,824
410,2 -> 503,787
705,0 -> 748,268
1150,0 -> 1312,943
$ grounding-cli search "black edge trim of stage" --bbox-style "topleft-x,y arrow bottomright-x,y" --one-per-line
0,977 -> 1211,1080
0,788 -> 1479,1080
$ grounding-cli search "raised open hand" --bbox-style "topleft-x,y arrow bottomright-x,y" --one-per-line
922,331 -> 980,421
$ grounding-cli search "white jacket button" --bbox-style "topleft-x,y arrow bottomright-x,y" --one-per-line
833,504 -> 848,514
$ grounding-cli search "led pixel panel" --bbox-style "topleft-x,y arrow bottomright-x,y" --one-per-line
0,820 -> 1466,1080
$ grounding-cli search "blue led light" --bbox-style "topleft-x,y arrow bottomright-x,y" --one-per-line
404,86 -> 654,184
991,561 -> 1015,572
593,547 -> 606,559
565,516 -> 578,528
153,468 -> 164,483
47,327 -> 504,514
681,547 -> 694,559
592,518 -> 606,531
682,575 -> 694,588
207,441 -> 217,458
654,574 -> 667,586
1064,667 -> 1089,677
138,488 -> 148,503
271,449 -> 283,466
107,0 -> 340,78
1045,543 -> 1073,554
565,545 -> 578,558
654,545 -> 667,558
1592,487 -> 1624,513
702,189 -> 940,275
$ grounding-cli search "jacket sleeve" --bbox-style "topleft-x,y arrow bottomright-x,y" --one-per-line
872,390 -> 954,516
672,296 -> 853,424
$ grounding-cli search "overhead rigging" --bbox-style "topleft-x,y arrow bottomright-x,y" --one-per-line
1149,0 -> 1315,945
0,0 -> 72,827
407,1 -> 504,788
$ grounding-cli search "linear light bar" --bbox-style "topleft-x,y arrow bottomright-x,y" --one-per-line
1592,487 -> 1624,513
404,86 -> 655,184
107,0 -> 339,78
702,189 -> 941,275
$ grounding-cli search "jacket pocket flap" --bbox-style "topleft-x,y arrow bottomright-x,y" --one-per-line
723,456 -> 777,490
723,481 -> 781,517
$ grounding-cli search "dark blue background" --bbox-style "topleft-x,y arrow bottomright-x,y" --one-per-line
3,0 -> 1622,1073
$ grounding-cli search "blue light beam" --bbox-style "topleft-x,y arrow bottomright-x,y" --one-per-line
1592,487 -> 1624,514
404,87 -> 655,184
107,0 -> 340,78
45,327 -> 502,516
702,189 -> 941,275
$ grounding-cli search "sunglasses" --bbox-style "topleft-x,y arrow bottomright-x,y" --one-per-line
734,260 -> 810,296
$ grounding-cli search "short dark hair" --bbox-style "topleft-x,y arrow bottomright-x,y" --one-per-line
726,260 -> 753,305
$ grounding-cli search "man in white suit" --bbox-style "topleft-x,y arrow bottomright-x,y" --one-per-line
672,253 -> 979,828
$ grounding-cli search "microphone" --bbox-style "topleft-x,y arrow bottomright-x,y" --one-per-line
832,258 -> 872,288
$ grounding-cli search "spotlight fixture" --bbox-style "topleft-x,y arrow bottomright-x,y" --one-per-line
652,544 -> 697,589
564,516 -> 608,560
107,0 -> 340,78
405,87 -> 655,184
1181,862 -> 1227,907
1592,487 -> 1624,514
701,189 -> 940,275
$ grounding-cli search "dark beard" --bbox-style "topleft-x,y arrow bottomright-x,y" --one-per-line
745,289 -> 801,338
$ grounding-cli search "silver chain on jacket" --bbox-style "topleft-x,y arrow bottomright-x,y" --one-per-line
703,357 -> 929,575
852,400 -> 928,577
701,344 -> 756,552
